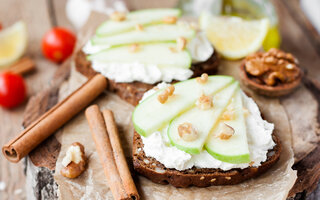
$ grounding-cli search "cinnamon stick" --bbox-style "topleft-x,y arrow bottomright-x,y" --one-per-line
102,109 -> 139,200
1,57 -> 36,75
86,105 -> 129,200
86,105 -> 139,200
2,74 -> 107,163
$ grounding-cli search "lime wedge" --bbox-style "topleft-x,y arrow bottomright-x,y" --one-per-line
200,13 -> 269,60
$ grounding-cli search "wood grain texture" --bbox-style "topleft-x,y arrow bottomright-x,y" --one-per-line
22,0 -> 320,199
282,0 -> 320,56
52,0 -> 75,32
1,0 -> 319,199
0,0 -> 57,199
273,0 -> 320,83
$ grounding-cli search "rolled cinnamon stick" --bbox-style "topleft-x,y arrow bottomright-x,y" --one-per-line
85,105 -> 129,200
1,57 -> 36,75
2,74 -> 107,163
102,109 -> 139,200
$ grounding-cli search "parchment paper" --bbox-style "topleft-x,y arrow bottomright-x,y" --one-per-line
53,59 -> 297,199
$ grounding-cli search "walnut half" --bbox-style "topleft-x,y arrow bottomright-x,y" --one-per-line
196,93 -> 213,110
60,142 -> 87,179
178,122 -> 198,141
217,123 -> 235,140
244,48 -> 300,86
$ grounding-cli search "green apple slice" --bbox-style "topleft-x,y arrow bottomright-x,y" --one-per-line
92,24 -> 195,46
167,82 -> 239,154
205,88 -> 250,164
96,9 -> 181,36
88,43 -> 192,69
133,76 -> 235,137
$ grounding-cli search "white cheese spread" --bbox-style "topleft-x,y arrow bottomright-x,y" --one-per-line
91,61 -> 193,84
140,83 -> 275,171
83,32 -> 213,84
187,32 -> 214,63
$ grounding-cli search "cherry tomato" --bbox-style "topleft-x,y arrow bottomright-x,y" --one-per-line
0,23 -> 2,31
0,73 -> 27,108
42,27 -> 76,63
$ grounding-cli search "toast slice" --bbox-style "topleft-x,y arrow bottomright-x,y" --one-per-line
75,50 -> 220,105
133,132 -> 281,187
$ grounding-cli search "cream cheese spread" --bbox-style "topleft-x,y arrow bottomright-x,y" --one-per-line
140,83 -> 275,171
83,32 -> 213,84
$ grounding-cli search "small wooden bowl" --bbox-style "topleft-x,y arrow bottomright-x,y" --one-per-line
239,62 -> 302,97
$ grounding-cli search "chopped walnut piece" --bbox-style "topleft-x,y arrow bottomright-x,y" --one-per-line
163,16 -> 177,24
157,94 -> 168,104
129,44 -> 139,53
165,85 -> 175,96
222,110 -> 234,120
245,60 -> 268,76
277,59 -> 285,65
196,73 -> 209,84
265,71 -> 285,86
285,53 -> 295,62
244,48 -> 300,86
60,142 -> 87,179
196,93 -> 213,110
178,122 -> 198,141
110,12 -> 126,21
157,85 -> 175,104
135,24 -> 144,31
217,123 -> 235,140
276,51 -> 286,59
222,105 -> 235,120
177,37 -> 187,51
264,56 -> 277,64
286,64 -> 295,70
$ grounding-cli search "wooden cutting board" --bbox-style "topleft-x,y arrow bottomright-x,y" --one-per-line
21,0 -> 320,199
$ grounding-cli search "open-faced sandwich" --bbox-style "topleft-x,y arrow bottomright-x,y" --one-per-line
132,74 -> 281,187
75,8 -> 219,105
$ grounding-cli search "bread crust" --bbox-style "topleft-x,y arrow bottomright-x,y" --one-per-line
75,50 -> 220,106
132,132 -> 281,187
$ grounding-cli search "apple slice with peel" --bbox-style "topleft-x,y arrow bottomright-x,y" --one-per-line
92,24 -> 196,46
205,88 -> 250,164
167,82 -> 239,154
88,43 -> 192,69
133,76 -> 235,137
96,9 -> 181,36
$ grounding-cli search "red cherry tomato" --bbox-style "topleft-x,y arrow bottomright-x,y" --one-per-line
0,73 -> 26,108
42,27 -> 76,63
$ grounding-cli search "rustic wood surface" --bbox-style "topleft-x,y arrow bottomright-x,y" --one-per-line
0,0 -> 59,199
1,0 -> 320,199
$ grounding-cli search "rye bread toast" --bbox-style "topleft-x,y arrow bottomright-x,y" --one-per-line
75,50 -> 220,105
133,132 -> 281,187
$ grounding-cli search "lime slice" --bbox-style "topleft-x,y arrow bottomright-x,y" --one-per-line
200,14 -> 269,60
0,21 -> 27,68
